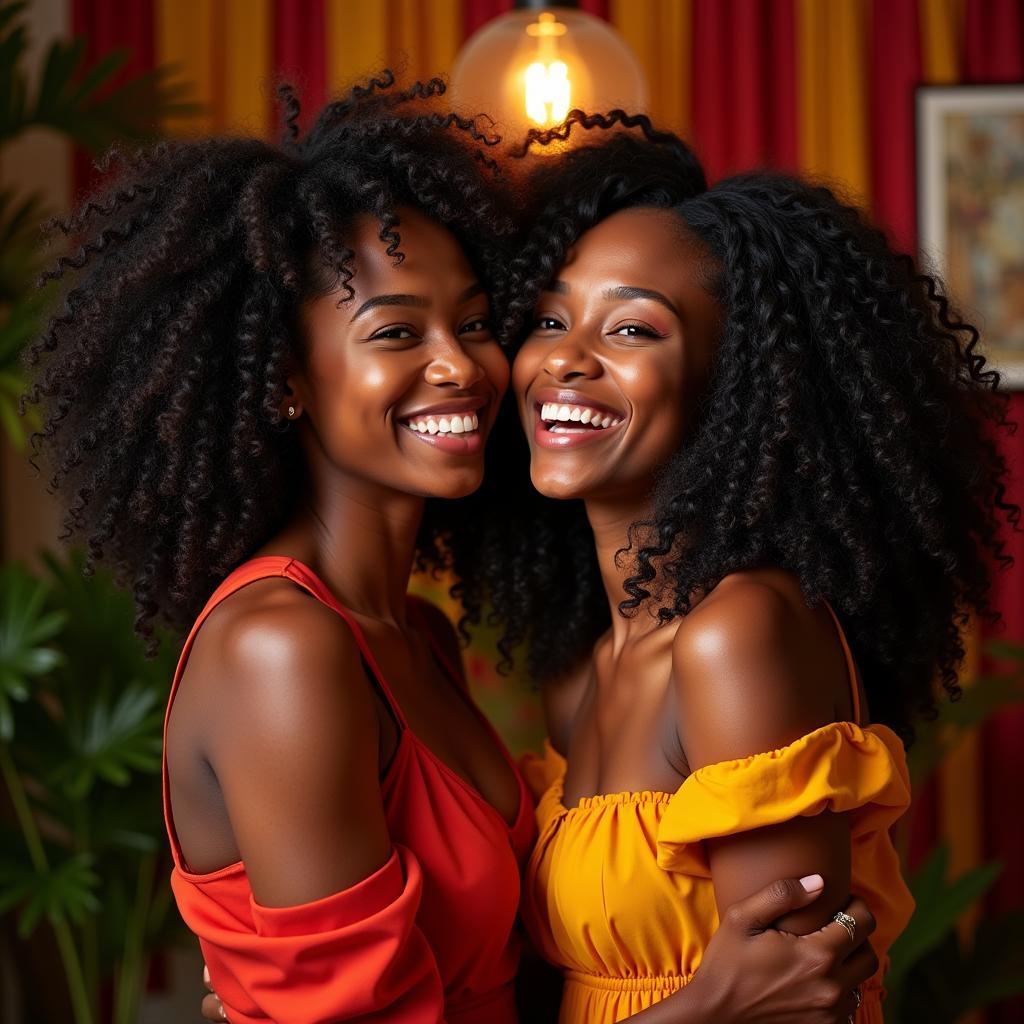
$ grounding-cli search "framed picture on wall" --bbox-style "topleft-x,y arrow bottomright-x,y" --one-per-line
918,84 -> 1024,387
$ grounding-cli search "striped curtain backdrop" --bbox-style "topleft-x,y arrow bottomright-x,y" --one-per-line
66,0 -> 1024,1017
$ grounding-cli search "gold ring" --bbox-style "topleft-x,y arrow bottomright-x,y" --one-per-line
832,910 -> 857,943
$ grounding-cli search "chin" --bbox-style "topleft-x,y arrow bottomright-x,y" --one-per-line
529,467 -> 589,502
424,469 -> 484,500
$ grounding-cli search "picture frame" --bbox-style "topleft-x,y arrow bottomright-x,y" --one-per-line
917,84 -> 1024,387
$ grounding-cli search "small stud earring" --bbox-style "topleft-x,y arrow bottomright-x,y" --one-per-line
287,405 -> 296,418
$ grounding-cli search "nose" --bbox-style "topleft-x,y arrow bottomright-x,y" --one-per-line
542,334 -> 601,383
424,334 -> 486,389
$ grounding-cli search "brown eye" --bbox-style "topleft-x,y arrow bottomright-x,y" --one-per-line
609,322 -> 665,340
459,318 -> 491,336
370,326 -> 415,340
534,317 -> 566,332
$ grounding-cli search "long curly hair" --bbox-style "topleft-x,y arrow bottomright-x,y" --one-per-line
490,110 -> 1017,744
22,71 -> 515,648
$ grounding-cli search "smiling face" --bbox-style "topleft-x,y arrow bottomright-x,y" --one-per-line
287,207 -> 509,500
512,206 -> 721,502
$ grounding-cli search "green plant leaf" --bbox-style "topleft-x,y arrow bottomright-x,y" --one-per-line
886,845 -> 1003,988
957,909 -> 1024,1009
0,563 -> 65,739
0,0 -> 200,150
50,680 -> 163,798
0,851 -> 100,937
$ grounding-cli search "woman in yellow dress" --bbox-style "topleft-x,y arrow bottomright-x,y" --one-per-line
490,113 -> 1015,1023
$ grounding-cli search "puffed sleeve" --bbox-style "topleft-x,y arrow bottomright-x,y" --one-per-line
657,722 -> 911,873
185,845 -> 446,1024
520,739 -> 567,803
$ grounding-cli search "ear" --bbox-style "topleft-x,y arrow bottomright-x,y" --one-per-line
279,378 -> 303,422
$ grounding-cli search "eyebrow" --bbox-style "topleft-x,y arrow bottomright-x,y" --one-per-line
544,280 -> 679,318
350,283 -> 485,321
351,294 -> 428,321
602,285 -> 680,317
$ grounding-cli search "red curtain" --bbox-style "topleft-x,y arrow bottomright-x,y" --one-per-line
70,0 -> 154,198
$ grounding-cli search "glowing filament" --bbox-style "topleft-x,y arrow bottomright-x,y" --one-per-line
525,60 -> 571,125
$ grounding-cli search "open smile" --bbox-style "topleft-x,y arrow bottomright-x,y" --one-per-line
398,400 -> 486,456
531,391 -> 626,450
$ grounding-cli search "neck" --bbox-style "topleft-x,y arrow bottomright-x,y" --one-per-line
585,488 -> 663,654
282,464 -> 424,629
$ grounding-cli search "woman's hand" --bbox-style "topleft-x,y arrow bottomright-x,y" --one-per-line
682,875 -> 877,1023
201,964 -> 226,1022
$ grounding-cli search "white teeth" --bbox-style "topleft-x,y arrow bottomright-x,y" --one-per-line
406,411 -> 480,435
539,403 -> 623,428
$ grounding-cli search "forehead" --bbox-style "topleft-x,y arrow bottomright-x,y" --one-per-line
343,207 -> 475,297
562,207 -> 712,290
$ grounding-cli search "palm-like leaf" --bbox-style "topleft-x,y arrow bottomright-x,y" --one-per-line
0,562 -> 65,739
0,1 -> 200,151
50,679 -> 163,798
0,850 -> 100,937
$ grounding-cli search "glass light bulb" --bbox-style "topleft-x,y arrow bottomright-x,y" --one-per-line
451,7 -> 647,142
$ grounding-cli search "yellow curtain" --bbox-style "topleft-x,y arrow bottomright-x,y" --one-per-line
327,0 -> 461,98
795,0 -> 871,204
610,0 -> 692,137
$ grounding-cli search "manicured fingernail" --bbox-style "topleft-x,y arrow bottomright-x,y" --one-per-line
800,874 -> 824,892
204,965 -> 210,984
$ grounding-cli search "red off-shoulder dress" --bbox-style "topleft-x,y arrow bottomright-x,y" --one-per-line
162,556 -> 536,1024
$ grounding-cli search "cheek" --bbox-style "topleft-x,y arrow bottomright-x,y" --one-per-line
511,342 -> 543,400
478,343 -> 510,397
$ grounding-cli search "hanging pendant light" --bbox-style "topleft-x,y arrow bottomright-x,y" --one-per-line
450,1 -> 647,140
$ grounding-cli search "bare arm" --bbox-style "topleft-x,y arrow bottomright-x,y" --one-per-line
205,593 -> 391,905
671,575 -> 852,934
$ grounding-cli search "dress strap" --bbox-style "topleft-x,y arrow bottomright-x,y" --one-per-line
822,601 -> 862,725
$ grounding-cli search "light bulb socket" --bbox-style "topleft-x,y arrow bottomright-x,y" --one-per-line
513,0 -> 580,9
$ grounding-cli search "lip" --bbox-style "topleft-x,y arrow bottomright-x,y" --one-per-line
398,396 -> 489,422
531,388 -> 625,421
398,394 -> 489,458
529,386 -> 627,450
404,426 -> 484,455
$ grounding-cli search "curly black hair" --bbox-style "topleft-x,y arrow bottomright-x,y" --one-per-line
22,71 -> 516,648
487,110 -> 1018,744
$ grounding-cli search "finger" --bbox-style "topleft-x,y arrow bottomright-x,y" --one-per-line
816,897 -> 877,957
842,896 -> 877,941
201,994 -> 227,1021
726,874 -> 825,933
836,941 -> 879,990
828,987 -> 860,1024
203,964 -> 213,992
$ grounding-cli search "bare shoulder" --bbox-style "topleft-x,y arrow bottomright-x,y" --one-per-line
185,577 -> 377,748
181,578 -> 391,905
671,569 -> 845,766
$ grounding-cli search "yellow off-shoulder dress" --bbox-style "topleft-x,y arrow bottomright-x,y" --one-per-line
521,621 -> 914,1024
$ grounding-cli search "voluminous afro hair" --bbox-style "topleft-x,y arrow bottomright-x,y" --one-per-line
489,110 -> 1018,745
22,71 -> 514,648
